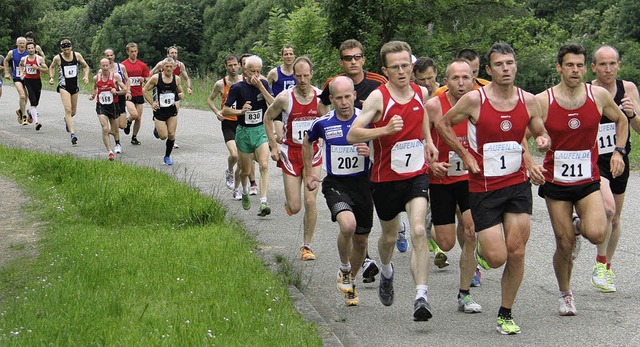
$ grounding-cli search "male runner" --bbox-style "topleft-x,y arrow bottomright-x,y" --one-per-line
304,76 -> 373,305
4,37 -> 29,124
121,42 -> 149,145
437,42 -> 550,334
348,41 -> 438,321
264,56 -> 328,260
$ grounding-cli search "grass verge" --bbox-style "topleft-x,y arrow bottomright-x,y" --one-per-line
0,146 -> 320,346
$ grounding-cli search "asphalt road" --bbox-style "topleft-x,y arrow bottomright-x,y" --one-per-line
0,85 -> 638,346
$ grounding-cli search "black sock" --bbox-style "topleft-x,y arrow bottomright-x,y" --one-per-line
166,139 -> 175,157
458,289 -> 470,298
498,306 -> 512,319
250,180 -> 256,186
115,140 -> 120,145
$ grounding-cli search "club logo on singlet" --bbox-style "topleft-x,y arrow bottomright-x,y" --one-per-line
568,118 -> 581,129
500,120 -> 512,132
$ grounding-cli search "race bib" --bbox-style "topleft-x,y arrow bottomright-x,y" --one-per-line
447,151 -> 467,176
553,150 -> 591,183
159,92 -> 175,107
483,141 -> 522,177
292,120 -> 314,144
26,66 -> 38,75
330,145 -> 365,175
597,123 -> 616,155
99,91 -> 113,105
63,65 -> 77,78
129,77 -> 142,86
245,109 -> 263,125
391,139 -> 425,174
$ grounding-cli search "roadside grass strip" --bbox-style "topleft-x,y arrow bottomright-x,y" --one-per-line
0,146 -> 321,346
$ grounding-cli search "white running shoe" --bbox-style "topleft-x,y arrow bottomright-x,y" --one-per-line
233,189 -> 242,201
559,293 -> 577,316
114,144 -> 123,154
225,169 -> 234,190
591,262 -> 616,293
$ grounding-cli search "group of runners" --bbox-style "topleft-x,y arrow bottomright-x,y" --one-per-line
2,34 -> 638,335
2,36 -> 193,164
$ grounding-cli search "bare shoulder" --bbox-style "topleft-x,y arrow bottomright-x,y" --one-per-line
424,93 -> 442,113
623,80 -> 640,95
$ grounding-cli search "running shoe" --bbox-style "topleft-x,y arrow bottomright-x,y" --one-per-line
241,193 -> 250,210
131,136 -> 141,145
173,142 -> 180,149
163,156 -> 173,165
249,183 -> 259,196
559,293 -> 577,316
108,151 -> 115,161
16,109 -> 22,124
35,123 -> 42,131
225,169 -> 234,190
344,285 -> 359,306
257,201 -> 271,217
413,297 -> 432,321
475,241 -> 491,270
362,257 -> 379,283
71,134 -> 78,145
591,262 -> 616,292
114,144 -> 122,154
300,246 -> 316,261
572,214 -> 581,260
233,189 -> 242,200
124,118 -> 132,135
396,221 -> 408,252
458,294 -> 482,313
606,268 -> 617,292
378,264 -> 394,306
470,267 -> 482,287
434,249 -> 449,268
337,268 -> 353,293
153,127 -> 160,139
497,316 -> 521,335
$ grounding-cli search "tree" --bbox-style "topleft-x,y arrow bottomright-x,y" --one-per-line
92,0 -> 203,70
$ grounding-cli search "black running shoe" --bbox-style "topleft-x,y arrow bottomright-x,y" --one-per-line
413,297 -> 433,321
362,257 -> 379,283
378,265 -> 394,306
131,137 -> 141,145
124,119 -> 132,135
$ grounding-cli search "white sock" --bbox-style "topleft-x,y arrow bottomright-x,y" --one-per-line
242,185 -> 249,195
416,285 -> 428,300
380,262 -> 393,278
260,197 -> 267,203
340,262 -> 351,272
30,108 -> 39,123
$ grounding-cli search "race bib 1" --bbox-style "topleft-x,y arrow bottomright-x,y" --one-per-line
245,109 -> 263,125
63,65 -> 77,78
483,141 -> 522,177
159,92 -> 175,107
597,123 -> 616,155
292,120 -> 314,144
99,91 -> 113,105
447,151 -> 467,176
391,139 -> 425,174
553,150 -> 591,183
330,145 -> 365,175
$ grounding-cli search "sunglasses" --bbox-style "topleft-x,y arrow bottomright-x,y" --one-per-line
60,43 -> 72,48
341,54 -> 364,62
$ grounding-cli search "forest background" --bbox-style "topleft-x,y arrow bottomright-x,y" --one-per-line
2,0 -> 640,94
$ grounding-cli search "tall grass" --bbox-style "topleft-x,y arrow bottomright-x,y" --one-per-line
0,146 -> 321,346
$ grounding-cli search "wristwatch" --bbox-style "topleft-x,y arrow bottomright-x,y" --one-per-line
614,147 -> 627,156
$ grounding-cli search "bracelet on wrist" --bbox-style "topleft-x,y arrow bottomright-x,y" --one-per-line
628,111 -> 637,120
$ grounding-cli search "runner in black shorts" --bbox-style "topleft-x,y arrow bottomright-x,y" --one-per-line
371,175 -> 429,221
19,41 -> 48,130
589,44 -> 640,293
48,39 -> 90,145
90,58 -> 127,160
304,76 -> 374,306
